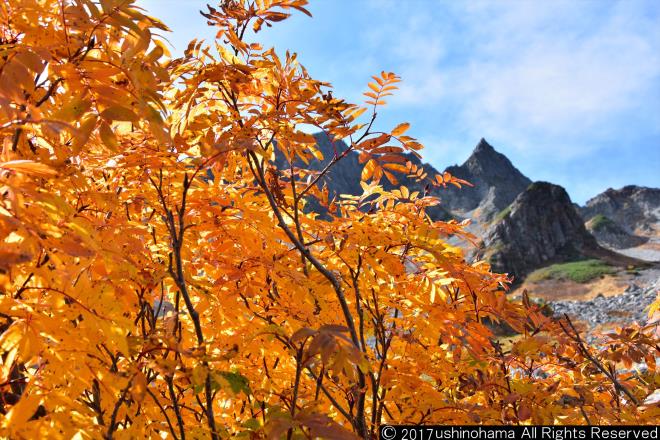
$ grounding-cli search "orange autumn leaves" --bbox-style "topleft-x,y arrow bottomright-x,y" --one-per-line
0,0 -> 658,439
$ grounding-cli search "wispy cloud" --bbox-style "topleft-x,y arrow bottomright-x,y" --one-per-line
366,1 -> 660,159
455,1 -> 660,158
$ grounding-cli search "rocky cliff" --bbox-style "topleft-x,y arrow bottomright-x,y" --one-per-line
285,136 -> 530,223
581,186 -> 660,236
274,133 -> 465,221
482,182 -> 598,278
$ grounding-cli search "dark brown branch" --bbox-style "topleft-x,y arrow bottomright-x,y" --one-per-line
247,151 -> 360,348
287,347 -> 304,440
149,173 -> 219,439
167,376 -> 187,440
297,113 -> 377,200
35,78 -> 63,107
305,367 -> 356,429
247,150 -> 368,436
146,386 -> 179,440
559,314 -> 640,406
105,381 -> 131,439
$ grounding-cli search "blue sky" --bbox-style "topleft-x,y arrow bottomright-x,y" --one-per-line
140,0 -> 660,204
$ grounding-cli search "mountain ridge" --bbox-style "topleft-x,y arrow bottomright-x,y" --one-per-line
581,185 -> 660,236
284,135 -> 534,224
297,134 -> 659,278
481,182 -> 645,280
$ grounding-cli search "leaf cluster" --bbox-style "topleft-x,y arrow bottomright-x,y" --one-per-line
0,1 -> 658,439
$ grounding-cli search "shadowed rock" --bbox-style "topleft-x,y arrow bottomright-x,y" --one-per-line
581,185 -> 660,236
482,182 -> 645,280
273,133 -> 451,220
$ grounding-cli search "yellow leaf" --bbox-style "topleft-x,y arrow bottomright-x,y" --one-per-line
191,365 -> 208,392
54,97 -> 92,121
0,160 -> 57,177
357,134 -> 390,151
391,122 -> 410,136
72,114 -> 98,151
4,393 -> 42,428
99,122 -> 118,151
101,105 -> 139,122
361,159 -> 376,181
131,371 -> 148,403
347,107 -> 367,121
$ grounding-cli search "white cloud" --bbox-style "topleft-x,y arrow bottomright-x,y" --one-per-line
367,0 -> 660,159
458,2 -> 660,157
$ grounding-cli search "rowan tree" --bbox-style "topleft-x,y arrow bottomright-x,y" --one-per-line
0,1 -> 658,439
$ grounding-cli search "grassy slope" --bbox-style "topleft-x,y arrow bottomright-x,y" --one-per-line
527,259 -> 616,283
493,204 -> 512,223
588,214 -> 615,231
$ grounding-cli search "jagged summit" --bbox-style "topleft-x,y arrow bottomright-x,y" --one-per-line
440,139 -> 531,220
275,133 -> 450,220
283,136 -> 532,223
604,185 -> 655,196
288,134 -> 655,279
473,138 -> 495,153
462,138 -> 522,176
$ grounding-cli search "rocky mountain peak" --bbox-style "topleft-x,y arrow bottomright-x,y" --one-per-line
473,138 -> 495,154
512,181 -> 573,207
276,135 -> 532,224
275,133 -> 450,220
482,181 -> 645,280
605,185 -> 652,197
287,134 -> 655,279
482,182 -> 599,279
441,139 -> 531,220
463,138 -> 522,176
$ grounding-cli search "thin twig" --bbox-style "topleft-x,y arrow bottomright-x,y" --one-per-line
560,314 -> 640,405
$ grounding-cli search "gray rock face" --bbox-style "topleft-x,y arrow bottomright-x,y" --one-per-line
272,133 -> 364,219
581,186 -> 660,236
482,182 -> 598,279
301,133 -> 362,199
585,215 -> 648,250
440,138 -> 532,220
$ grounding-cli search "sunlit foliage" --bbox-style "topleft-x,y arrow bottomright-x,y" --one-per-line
0,1 -> 658,438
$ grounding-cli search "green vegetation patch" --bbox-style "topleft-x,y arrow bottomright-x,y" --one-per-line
527,259 -> 615,283
588,214 -> 615,231
493,204 -> 512,223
